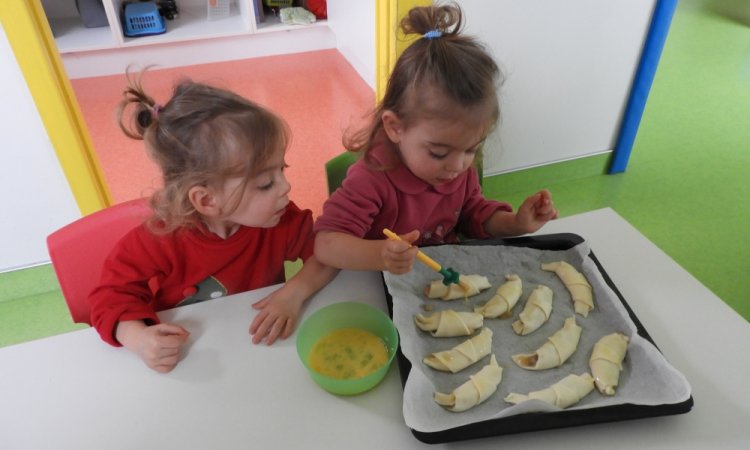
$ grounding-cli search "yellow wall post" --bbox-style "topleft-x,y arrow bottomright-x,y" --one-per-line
0,0 -> 111,215
375,0 -> 432,101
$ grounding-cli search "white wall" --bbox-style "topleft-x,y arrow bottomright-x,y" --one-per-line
327,0 -> 376,89
457,0 -> 654,175
0,25 -> 80,272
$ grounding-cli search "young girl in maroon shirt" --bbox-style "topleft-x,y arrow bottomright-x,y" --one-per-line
314,4 -> 557,274
89,70 -> 337,372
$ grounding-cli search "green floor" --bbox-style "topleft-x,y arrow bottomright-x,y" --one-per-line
1,0 -> 747,348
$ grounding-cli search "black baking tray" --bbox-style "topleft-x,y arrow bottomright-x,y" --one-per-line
382,233 -> 693,444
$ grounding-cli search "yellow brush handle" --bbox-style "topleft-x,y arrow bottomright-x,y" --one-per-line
382,228 -> 442,272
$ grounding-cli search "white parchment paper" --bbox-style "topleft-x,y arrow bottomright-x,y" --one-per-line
383,242 -> 692,433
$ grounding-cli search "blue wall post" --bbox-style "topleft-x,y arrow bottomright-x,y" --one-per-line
609,0 -> 678,174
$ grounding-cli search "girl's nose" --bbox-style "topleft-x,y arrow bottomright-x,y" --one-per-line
279,172 -> 292,195
445,152 -> 466,173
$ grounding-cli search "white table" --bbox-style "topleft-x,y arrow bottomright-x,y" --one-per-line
1,208 -> 748,449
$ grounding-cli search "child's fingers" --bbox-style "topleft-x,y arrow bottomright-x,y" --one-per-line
249,310 -> 269,335
155,324 -> 190,346
263,317 -> 288,345
282,318 -> 295,339
251,296 -> 269,310
401,229 -> 420,244
251,322 -> 268,344
251,313 -> 281,344
157,323 -> 190,336
152,351 -> 182,372
385,239 -> 413,254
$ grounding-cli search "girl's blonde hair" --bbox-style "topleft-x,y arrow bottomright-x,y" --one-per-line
345,2 -> 502,166
117,69 -> 290,234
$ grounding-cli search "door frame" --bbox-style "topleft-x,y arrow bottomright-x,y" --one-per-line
0,0 -> 110,215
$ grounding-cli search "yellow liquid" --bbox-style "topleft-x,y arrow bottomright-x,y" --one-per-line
309,328 -> 389,380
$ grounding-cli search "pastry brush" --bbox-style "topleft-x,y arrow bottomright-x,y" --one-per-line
383,228 -> 471,292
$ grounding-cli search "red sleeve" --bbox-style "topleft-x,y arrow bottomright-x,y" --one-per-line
457,168 -> 513,239
281,202 -> 315,262
313,162 -> 389,238
88,226 -> 162,347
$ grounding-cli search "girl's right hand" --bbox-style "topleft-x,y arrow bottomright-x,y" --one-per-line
116,320 -> 190,373
381,230 -> 420,274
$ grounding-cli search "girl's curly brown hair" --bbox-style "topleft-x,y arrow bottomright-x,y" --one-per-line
117,68 -> 290,234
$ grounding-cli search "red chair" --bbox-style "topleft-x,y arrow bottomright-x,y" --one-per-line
46,198 -> 151,324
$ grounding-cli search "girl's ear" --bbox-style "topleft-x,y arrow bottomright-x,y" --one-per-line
381,110 -> 403,144
189,186 -> 221,217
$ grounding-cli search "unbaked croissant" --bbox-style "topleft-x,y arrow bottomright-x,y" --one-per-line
541,261 -> 594,317
423,328 -> 493,373
414,310 -> 484,337
434,354 -> 503,412
511,285 -> 553,335
589,332 -> 629,395
424,275 -> 491,300
504,373 -> 595,409
512,316 -> 582,370
474,274 -> 522,318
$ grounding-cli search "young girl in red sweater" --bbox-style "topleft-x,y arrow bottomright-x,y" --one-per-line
88,71 -> 337,372
314,4 -> 557,274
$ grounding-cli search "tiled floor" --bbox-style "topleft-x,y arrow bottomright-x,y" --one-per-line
1,0 -> 747,348
69,48 -> 375,218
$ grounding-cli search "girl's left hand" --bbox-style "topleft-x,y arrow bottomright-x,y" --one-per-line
516,189 -> 558,233
250,290 -> 303,345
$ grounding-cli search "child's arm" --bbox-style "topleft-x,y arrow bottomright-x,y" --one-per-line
314,230 -> 420,273
115,320 -> 190,373
249,255 -> 339,345
483,189 -> 558,237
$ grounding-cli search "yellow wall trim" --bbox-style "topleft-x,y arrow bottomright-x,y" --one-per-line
0,0 -> 110,215
375,0 -> 432,101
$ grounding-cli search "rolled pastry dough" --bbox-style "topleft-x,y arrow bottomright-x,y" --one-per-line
423,328 -> 493,373
424,275 -> 491,300
590,332 -> 629,395
474,274 -> 522,318
504,373 -> 595,409
541,261 -> 594,317
512,316 -> 582,370
414,310 -> 484,337
511,285 -> 553,335
434,354 -> 503,412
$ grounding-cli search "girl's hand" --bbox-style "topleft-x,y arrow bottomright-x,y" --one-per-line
250,289 -> 305,345
516,189 -> 558,234
381,229 -> 420,274
116,321 -> 190,373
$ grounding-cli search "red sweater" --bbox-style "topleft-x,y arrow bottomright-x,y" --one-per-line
314,144 -> 511,245
89,202 -> 313,346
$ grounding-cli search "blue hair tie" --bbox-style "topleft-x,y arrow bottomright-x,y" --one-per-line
423,30 -> 443,40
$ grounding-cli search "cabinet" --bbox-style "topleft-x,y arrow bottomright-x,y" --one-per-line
43,1 -> 326,53
40,0 -> 334,79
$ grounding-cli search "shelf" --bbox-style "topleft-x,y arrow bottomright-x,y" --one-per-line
48,17 -> 118,53
120,3 -> 251,47
255,14 -> 328,34
45,1 -> 324,54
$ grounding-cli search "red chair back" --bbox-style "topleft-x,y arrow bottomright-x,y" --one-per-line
46,198 -> 151,324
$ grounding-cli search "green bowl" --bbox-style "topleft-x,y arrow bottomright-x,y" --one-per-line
296,302 -> 399,396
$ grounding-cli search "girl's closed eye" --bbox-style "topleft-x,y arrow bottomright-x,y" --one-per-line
257,163 -> 289,191
427,146 -> 449,160
258,180 -> 274,191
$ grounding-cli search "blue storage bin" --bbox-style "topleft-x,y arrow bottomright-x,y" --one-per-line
122,2 -> 166,37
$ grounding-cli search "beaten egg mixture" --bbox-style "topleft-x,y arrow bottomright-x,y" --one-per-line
309,328 -> 389,380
